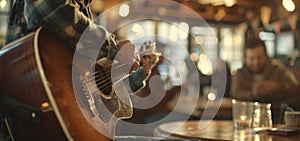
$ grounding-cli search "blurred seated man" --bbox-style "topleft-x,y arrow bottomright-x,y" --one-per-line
230,38 -> 299,123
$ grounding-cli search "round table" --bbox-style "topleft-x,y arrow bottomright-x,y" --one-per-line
154,120 -> 300,141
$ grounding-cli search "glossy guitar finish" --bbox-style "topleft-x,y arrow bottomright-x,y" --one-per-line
0,28 -> 132,141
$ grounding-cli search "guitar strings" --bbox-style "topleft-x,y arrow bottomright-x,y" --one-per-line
92,63 -> 129,88
95,64 -> 131,92
82,71 -> 111,93
81,71 -> 102,83
81,63 -> 127,84
82,63 -> 132,93
83,72 -> 112,93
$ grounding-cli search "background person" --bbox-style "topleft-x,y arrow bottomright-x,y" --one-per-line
230,38 -> 299,123
1,0 -> 159,140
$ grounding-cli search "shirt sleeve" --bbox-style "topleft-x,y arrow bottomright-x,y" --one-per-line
20,0 -> 148,93
21,0 -> 99,46
126,69 -> 150,94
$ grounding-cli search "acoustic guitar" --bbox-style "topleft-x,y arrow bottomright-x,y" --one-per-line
0,27 -> 134,141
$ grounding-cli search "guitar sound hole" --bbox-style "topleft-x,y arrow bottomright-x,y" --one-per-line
95,64 -> 112,96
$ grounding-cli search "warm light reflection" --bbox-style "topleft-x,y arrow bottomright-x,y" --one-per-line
282,0 -> 295,12
233,35 -> 241,44
0,0 -> 6,8
40,102 -> 51,112
179,22 -> 189,29
41,102 -> 50,108
240,115 -> 246,121
85,71 -> 90,76
199,0 -> 236,7
132,24 -> 144,36
195,36 -> 203,45
179,22 -> 189,39
211,0 -> 224,6
198,61 -> 212,76
232,99 -> 236,104
254,135 -> 260,141
198,54 -> 212,76
119,4 -> 129,17
199,54 -> 207,62
190,52 -> 199,61
215,7 -> 226,21
207,92 -> 216,101
239,129 -> 246,141
224,0 -> 236,7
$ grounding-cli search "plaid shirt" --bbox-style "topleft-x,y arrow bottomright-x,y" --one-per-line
4,0 -> 148,93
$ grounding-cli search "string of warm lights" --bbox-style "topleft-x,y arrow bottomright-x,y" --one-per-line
197,0 -> 237,7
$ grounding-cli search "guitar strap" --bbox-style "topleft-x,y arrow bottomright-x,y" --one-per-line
0,93 -> 42,141
0,94 -> 42,123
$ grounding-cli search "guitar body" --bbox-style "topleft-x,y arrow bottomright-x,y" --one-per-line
0,28 -> 132,141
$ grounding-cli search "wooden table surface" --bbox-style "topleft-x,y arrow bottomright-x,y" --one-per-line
167,93 -> 233,119
154,120 -> 300,141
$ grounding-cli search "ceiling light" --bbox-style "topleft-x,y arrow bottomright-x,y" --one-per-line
224,0 -> 236,7
198,0 -> 236,7
282,0 -> 295,12
0,0 -> 7,8
119,4 -> 129,17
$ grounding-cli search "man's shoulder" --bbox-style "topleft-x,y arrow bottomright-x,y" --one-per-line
262,58 -> 292,77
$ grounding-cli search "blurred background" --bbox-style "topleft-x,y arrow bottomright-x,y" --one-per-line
1,0 -> 299,136
0,0 -> 299,82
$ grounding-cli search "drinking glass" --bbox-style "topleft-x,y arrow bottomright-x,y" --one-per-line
252,102 -> 273,129
232,99 -> 255,130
